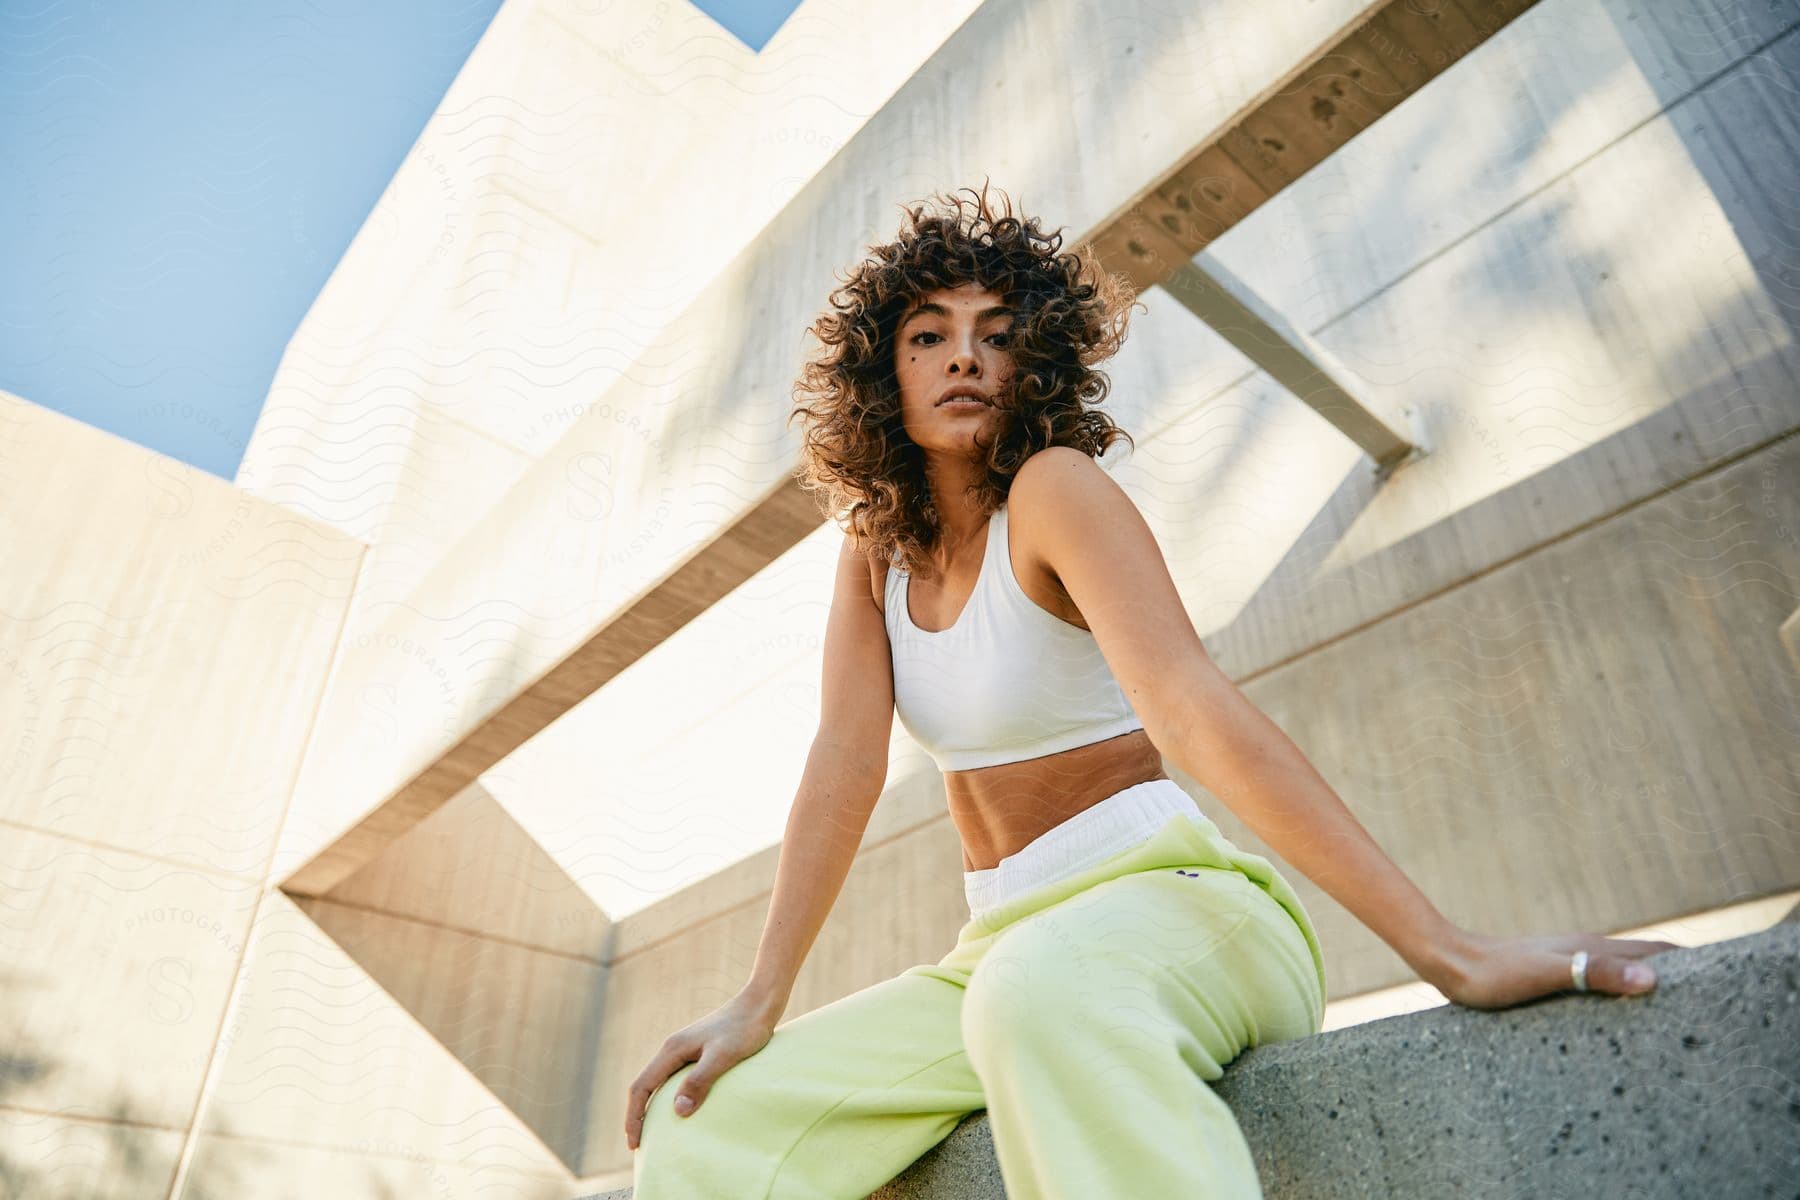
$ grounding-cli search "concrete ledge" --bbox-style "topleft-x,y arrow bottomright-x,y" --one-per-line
1211,922 -> 1800,1199
592,922 -> 1800,1198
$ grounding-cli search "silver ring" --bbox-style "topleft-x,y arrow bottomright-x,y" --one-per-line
1570,950 -> 1590,993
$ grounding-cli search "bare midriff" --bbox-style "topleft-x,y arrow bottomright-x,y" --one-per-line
875,507 -> 1171,872
948,729 -> 1169,871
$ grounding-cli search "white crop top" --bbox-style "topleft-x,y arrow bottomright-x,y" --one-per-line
882,504 -> 1145,771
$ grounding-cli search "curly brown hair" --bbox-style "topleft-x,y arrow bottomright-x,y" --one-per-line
787,181 -> 1140,579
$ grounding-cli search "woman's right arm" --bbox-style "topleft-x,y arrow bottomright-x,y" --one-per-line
731,744 -> 887,1019
625,532 -> 895,1148
739,531 -> 896,1020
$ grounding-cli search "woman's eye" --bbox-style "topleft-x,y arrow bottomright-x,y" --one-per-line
910,331 -> 1010,345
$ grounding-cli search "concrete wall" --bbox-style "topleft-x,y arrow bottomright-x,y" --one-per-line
0,397 -> 604,1195
0,395 -> 346,1194
186,778 -> 612,1188
0,395 -> 636,1200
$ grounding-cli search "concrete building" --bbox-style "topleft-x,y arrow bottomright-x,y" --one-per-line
3,0 -> 1797,1196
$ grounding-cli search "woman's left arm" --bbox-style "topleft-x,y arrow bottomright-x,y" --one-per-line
1010,448 -> 1678,1009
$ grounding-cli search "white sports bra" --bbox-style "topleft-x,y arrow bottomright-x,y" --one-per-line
882,504 -> 1145,771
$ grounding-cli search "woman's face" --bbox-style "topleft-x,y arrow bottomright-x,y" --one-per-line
892,281 -> 1016,455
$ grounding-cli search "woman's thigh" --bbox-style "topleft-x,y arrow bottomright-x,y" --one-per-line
963,864 -> 1321,1075
635,968 -> 984,1200
957,864 -> 1318,1197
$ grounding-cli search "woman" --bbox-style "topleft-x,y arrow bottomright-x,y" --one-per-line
623,184 -> 1675,1198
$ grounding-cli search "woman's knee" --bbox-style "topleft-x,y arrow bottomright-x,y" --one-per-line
637,1061 -> 696,1147
639,1059 -> 760,1151
634,1061 -> 778,1198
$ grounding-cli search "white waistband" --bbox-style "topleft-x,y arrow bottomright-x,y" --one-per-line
962,779 -> 1200,919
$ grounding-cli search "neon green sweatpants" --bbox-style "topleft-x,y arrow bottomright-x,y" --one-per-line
632,809 -> 1328,1199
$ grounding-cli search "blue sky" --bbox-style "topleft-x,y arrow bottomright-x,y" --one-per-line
1,0 -> 798,482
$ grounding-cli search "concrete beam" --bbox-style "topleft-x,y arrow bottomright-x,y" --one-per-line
1159,257 -> 1423,476
280,0 -> 1542,897
1077,1 -> 1560,476
279,475 -> 820,897
1083,0 -> 1545,289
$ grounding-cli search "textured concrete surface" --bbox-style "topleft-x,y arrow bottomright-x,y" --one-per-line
589,920 -> 1800,1198
1214,922 -> 1800,1199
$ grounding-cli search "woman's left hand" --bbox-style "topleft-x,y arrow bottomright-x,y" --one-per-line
1433,929 -> 1683,1011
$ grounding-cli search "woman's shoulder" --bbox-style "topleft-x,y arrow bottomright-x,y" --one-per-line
1010,447 -> 1137,525
1012,445 -> 1109,496
841,530 -> 894,615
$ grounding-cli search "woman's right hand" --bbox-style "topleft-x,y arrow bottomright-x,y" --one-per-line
624,991 -> 781,1151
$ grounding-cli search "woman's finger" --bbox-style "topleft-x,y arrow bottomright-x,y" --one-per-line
672,1045 -> 727,1116
625,1039 -> 695,1150
1555,945 -> 1658,996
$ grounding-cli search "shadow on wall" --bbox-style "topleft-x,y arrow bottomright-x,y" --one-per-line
284,781 -> 614,1176
0,983 -> 275,1198
0,1020 -> 213,1198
